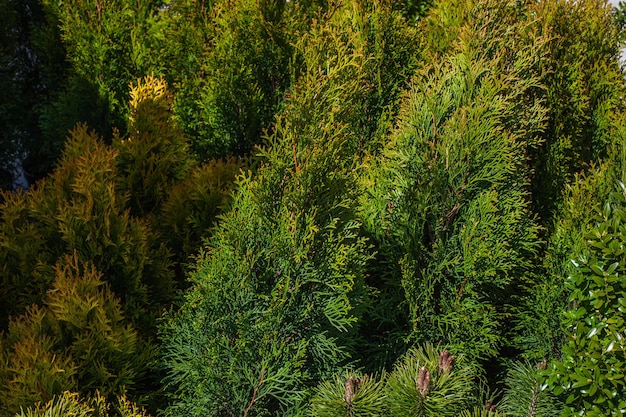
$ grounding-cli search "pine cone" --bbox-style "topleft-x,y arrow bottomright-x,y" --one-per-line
438,349 -> 455,375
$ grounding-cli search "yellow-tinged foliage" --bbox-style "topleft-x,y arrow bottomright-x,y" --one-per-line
0,76 -> 239,415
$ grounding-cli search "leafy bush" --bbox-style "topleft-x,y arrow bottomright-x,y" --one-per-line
547,188 -> 626,416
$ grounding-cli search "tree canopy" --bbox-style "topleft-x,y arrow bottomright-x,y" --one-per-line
1,0 -> 625,416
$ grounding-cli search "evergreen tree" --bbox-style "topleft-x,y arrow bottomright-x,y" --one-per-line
153,0 -> 293,160
358,0 -> 551,371
499,361 -> 561,417
311,373 -> 387,417
114,75 -> 193,218
156,158 -> 241,272
159,1 -> 417,414
310,344 -> 474,416
359,2 -> 546,372
0,254 -> 151,417
36,0 -> 164,170
0,76 -> 238,414
526,0 -> 624,225
512,0 -> 626,363
0,122 -> 174,329
16,390 -> 153,417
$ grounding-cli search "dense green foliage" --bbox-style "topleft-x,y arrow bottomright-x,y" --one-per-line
16,391 -> 152,417
359,14 -> 544,369
1,0 -> 626,416
310,344 -> 473,416
547,190 -> 626,416
159,3 -> 410,413
0,76 -> 239,415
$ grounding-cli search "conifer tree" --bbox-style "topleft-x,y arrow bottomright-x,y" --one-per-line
158,1 -> 418,414
513,143 -> 626,362
1,75 -> 238,414
0,74 -> 237,328
114,75 -> 193,217
511,0 -> 626,363
310,345 -> 474,416
499,361 -> 561,417
414,0 -> 622,227
357,0 -> 551,371
156,158 -> 241,271
526,0 -> 624,225
158,0 -> 293,160
0,123 -> 169,327
359,0 -> 547,371
16,390 -> 153,417
0,122 -> 175,328
37,0 -> 164,163
310,373 -> 387,416
0,254 -> 150,417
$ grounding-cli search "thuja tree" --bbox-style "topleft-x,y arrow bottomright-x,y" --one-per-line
0,112 -> 170,415
357,0 -> 553,372
527,0 -> 624,225
113,75 -> 241,284
159,1 -> 419,414
416,0 -> 623,226
0,124 -> 164,328
156,158 -> 242,270
359,0 -> 548,373
514,144 -> 626,362
159,0 -> 293,160
511,0 -> 626,362
0,122 -> 174,330
510,99 -> 626,414
0,75 -> 237,327
114,76 -> 194,218
0,254 -> 152,417
36,0 -> 164,165
16,391 -> 152,417
0,76 -> 239,413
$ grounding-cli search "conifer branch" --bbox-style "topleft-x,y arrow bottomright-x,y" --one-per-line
244,367 -> 265,417
292,136 -> 299,173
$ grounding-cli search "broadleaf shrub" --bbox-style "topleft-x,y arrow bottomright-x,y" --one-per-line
547,188 -> 626,416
